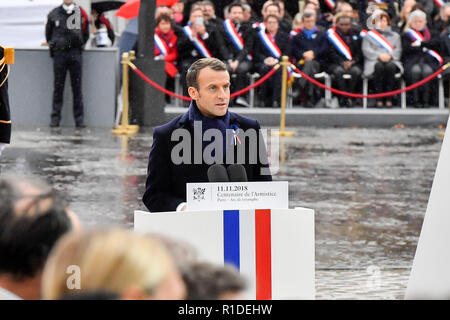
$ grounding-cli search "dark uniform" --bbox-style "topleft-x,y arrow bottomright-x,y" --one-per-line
0,46 -> 11,146
45,3 -> 89,127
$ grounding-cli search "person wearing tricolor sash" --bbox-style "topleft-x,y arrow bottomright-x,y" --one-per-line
253,14 -> 290,108
0,45 -> 11,162
155,14 -> 179,104
291,10 -> 329,107
327,13 -> 363,107
177,6 -> 217,104
401,10 -> 441,107
217,3 -> 254,107
362,10 -> 403,108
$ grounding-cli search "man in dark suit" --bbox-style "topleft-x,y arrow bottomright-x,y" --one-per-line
143,58 -> 272,213
0,45 -> 11,160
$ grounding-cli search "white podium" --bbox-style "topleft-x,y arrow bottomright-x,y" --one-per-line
134,208 -> 315,300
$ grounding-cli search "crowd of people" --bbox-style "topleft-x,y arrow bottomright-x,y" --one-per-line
149,0 -> 450,109
0,175 -> 247,300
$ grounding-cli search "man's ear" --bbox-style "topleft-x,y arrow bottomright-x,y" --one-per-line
188,86 -> 198,100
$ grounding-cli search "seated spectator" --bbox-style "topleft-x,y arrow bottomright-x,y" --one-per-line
291,10 -> 328,107
253,14 -> 290,108
182,262 -> 247,300
91,9 -> 115,47
275,0 -> 294,34
242,3 -> 255,23
257,1 -> 290,33
334,1 -> 362,33
0,175 -> 81,300
155,14 -> 179,104
401,9 -> 441,108
41,229 -> 186,300
172,0 -> 185,25
327,13 -> 363,107
202,0 -> 224,28
433,2 -> 450,32
177,6 -> 218,101
362,10 -> 402,108
316,0 -> 335,29
218,2 -> 254,107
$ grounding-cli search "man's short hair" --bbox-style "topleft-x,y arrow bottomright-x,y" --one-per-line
0,176 -> 72,280
264,14 -> 280,23
186,58 -> 227,90
156,14 -> 172,25
228,1 -> 243,13
182,262 -> 246,299
302,10 -> 316,21
202,0 -> 215,9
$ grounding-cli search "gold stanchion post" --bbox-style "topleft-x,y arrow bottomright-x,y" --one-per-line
273,56 -> 295,137
112,51 -> 139,135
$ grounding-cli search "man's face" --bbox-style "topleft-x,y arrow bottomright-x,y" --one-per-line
189,67 -> 230,118
411,16 -> 426,31
264,5 -> 280,18
303,15 -> 316,30
203,5 -> 215,19
158,20 -> 172,34
265,16 -> 279,33
190,9 -> 204,25
229,6 -> 244,23
336,18 -> 352,33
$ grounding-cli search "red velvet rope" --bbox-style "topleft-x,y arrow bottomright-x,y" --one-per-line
290,63 -> 448,99
129,63 -> 280,101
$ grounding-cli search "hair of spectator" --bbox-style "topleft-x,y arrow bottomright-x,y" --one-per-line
190,4 -> 204,15
0,175 -> 72,280
302,10 -> 316,21
186,58 -> 227,91
228,1 -> 243,13
334,12 -> 352,24
182,262 -> 247,300
156,14 -> 172,26
408,9 -> 427,25
202,0 -> 215,10
41,229 -> 175,299
374,10 -> 391,25
264,13 -> 280,23
265,2 -> 280,12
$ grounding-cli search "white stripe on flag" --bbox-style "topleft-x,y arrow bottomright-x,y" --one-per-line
239,210 -> 257,299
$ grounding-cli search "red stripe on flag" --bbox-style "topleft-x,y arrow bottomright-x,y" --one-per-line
255,209 -> 272,300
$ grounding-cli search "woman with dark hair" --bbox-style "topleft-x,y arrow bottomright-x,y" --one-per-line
362,10 -> 402,107
401,9 -> 441,108
155,14 -> 179,103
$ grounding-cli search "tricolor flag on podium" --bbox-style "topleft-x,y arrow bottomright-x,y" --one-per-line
134,208 -> 315,299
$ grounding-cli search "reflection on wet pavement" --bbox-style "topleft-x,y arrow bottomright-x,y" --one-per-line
0,126 -> 443,299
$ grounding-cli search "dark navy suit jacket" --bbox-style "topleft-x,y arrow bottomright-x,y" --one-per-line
142,103 -> 273,213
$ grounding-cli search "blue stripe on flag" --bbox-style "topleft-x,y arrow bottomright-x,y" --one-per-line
223,210 -> 240,270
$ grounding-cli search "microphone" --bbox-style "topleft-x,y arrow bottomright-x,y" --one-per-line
227,164 -> 248,182
207,164 -> 230,182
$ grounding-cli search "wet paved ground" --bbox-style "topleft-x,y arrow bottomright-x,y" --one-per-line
0,125 -> 444,299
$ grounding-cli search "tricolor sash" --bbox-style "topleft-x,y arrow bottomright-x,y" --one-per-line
290,28 -> 302,38
406,28 -> 443,65
434,0 -> 445,8
154,34 -> 169,57
360,29 -> 368,38
327,28 -> 353,60
224,19 -> 244,51
366,30 -> 394,53
324,0 -> 335,10
182,25 -> 212,58
258,29 -> 281,58
406,28 -> 425,42
427,49 -> 444,65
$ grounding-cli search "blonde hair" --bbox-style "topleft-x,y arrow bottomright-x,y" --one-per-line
41,229 -> 174,299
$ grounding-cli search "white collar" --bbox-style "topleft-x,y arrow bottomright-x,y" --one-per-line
62,3 -> 75,14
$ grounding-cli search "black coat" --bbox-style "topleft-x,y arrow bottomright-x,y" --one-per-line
401,28 -> 441,70
0,46 -> 11,144
326,28 -> 364,70
143,102 -> 273,213
45,5 -> 89,52
440,27 -> 450,64
177,24 -> 220,62
253,29 -> 290,71
291,28 -> 329,67
216,20 -> 255,62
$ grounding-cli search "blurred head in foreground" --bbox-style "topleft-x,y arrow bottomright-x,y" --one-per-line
0,175 -> 80,300
41,229 -> 186,300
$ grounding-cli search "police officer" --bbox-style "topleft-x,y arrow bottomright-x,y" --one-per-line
0,45 -> 11,161
45,0 -> 89,128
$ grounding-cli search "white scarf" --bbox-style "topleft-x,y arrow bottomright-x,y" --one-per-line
62,3 -> 75,14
